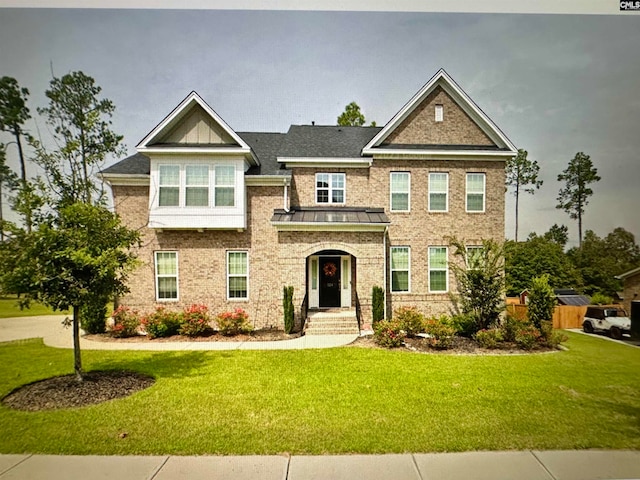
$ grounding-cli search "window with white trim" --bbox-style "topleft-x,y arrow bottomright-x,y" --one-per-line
155,163 -> 236,208
227,251 -> 248,299
390,172 -> 410,212
185,165 -> 209,207
215,165 -> 235,207
158,165 -> 180,207
429,172 -> 448,212
155,251 -> 178,300
435,104 -> 444,122
316,173 -> 345,204
429,247 -> 448,293
391,246 -> 410,292
466,173 -> 486,212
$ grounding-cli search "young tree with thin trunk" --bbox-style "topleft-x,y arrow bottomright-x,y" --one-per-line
505,149 -> 542,241
34,71 -> 124,206
556,152 -> 601,247
0,77 -> 32,231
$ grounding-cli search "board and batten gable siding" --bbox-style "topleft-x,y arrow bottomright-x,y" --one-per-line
384,86 -> 496,147
157,104 -> 237,145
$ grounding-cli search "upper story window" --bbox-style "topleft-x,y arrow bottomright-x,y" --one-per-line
435,104 -> 444,122
185,165 -> 209,207
155,163 -> 236,208
159,165 -> 180,207
429,172 -> 448,212
390,172 -> 410,212
466,173 -> 486,213
316,173 -> 345,204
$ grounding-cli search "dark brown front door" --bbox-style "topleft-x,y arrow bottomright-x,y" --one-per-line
319,257 -> 341,308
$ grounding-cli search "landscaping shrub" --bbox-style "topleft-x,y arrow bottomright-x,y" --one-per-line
514,324 -> 541,350
545,329 -> 569,349
501,315 -> 531,343
373,319 -> 406,348
283,286 -> 294,334
590,292 -> 613,305
372,286 -> 384,324
80,296 -> 108,334
142,307 -> 182,339
179,304 -> 212,337
109,305 -> 141,338
423,316 -> 455,349
450,313 -> 476,338
527,274 -> 556,330
475,328 -> 504,349
216,308 -> 253,336
393,306 -> 424,337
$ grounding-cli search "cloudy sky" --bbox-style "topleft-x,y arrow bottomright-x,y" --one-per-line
0,5 -> 639,247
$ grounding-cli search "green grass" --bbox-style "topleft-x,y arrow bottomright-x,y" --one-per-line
0,332 -> 638,455
0,296 -> 67,318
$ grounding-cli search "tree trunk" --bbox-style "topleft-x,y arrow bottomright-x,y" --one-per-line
73,306 -> 84,381
14,129 -> 31,233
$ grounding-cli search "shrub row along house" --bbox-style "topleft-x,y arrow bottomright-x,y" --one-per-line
100,69 -> 517,333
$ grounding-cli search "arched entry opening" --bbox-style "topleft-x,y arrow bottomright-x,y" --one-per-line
307,249 -> 355,309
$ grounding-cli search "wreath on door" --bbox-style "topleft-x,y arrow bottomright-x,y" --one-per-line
323,262 -> 337,278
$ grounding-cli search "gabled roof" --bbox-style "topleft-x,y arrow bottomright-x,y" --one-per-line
616,266 -> 640,280
362,69 -> 517,157
136,91 -> 258,165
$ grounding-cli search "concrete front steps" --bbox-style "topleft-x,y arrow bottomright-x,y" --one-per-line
304,309 -> 359,335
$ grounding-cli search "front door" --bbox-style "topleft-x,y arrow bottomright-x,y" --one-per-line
319,257 -> 341,308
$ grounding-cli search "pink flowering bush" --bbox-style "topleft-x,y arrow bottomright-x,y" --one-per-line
423,316 -> 456,349
216,308 -> 253,336
392,306 -> 425,337
109,306 -> 141,338
474,328 -> 504,349
180,304 -> 212,337
142,307 -> 182,339
373,319 -> 406,348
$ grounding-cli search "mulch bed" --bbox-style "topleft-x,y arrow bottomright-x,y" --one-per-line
2,371 -> 155,412
85,329 -> 302,343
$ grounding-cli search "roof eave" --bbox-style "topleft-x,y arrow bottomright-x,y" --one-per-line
271,222 -> 389,232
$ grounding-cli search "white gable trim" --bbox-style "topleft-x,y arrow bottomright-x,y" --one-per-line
136,91 -> 259,165
98,173 -> 150,186
362,69 -> 518,156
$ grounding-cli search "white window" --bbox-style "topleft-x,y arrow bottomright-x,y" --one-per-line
155,163 -> 236,208
158,165 -> 180,207
429,172 -> 448,212
185,165 -> 209,207
391,246 -> 410,293
466,173 -> 486,212
390,172 -> 410,212
227,251 -> 248,300
316,173 -> 345,204
215,165 -> 235,207
429,247 -> 448,293
435,104 -> 444,122
155,251 -> 178,300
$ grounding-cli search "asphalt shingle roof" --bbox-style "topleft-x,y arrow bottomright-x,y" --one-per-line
278,125 -> 382,158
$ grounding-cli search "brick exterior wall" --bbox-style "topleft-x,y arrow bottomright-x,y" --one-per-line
111,83 -> 508,329
385,86 -> 495,146
621,271 -> 640,315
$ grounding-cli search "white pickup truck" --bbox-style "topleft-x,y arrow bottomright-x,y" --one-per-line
582,306 -> 631,340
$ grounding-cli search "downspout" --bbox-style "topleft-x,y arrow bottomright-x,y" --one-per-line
283,179 -> 290,213
383,225 -> 388,320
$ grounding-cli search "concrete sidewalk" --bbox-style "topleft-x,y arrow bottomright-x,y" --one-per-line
1,451 -> 639,479
0,315 -> 358,351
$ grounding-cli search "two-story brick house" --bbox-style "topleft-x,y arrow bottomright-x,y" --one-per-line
100,69 -> 517,333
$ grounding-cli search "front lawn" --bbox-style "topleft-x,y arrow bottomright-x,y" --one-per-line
0,332 -> 638,455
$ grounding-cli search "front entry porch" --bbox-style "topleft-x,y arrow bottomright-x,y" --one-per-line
304,309 -> 359,335
307,251 -> 353,310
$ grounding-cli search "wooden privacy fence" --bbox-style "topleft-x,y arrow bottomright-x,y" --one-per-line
506,304 -> 589,329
